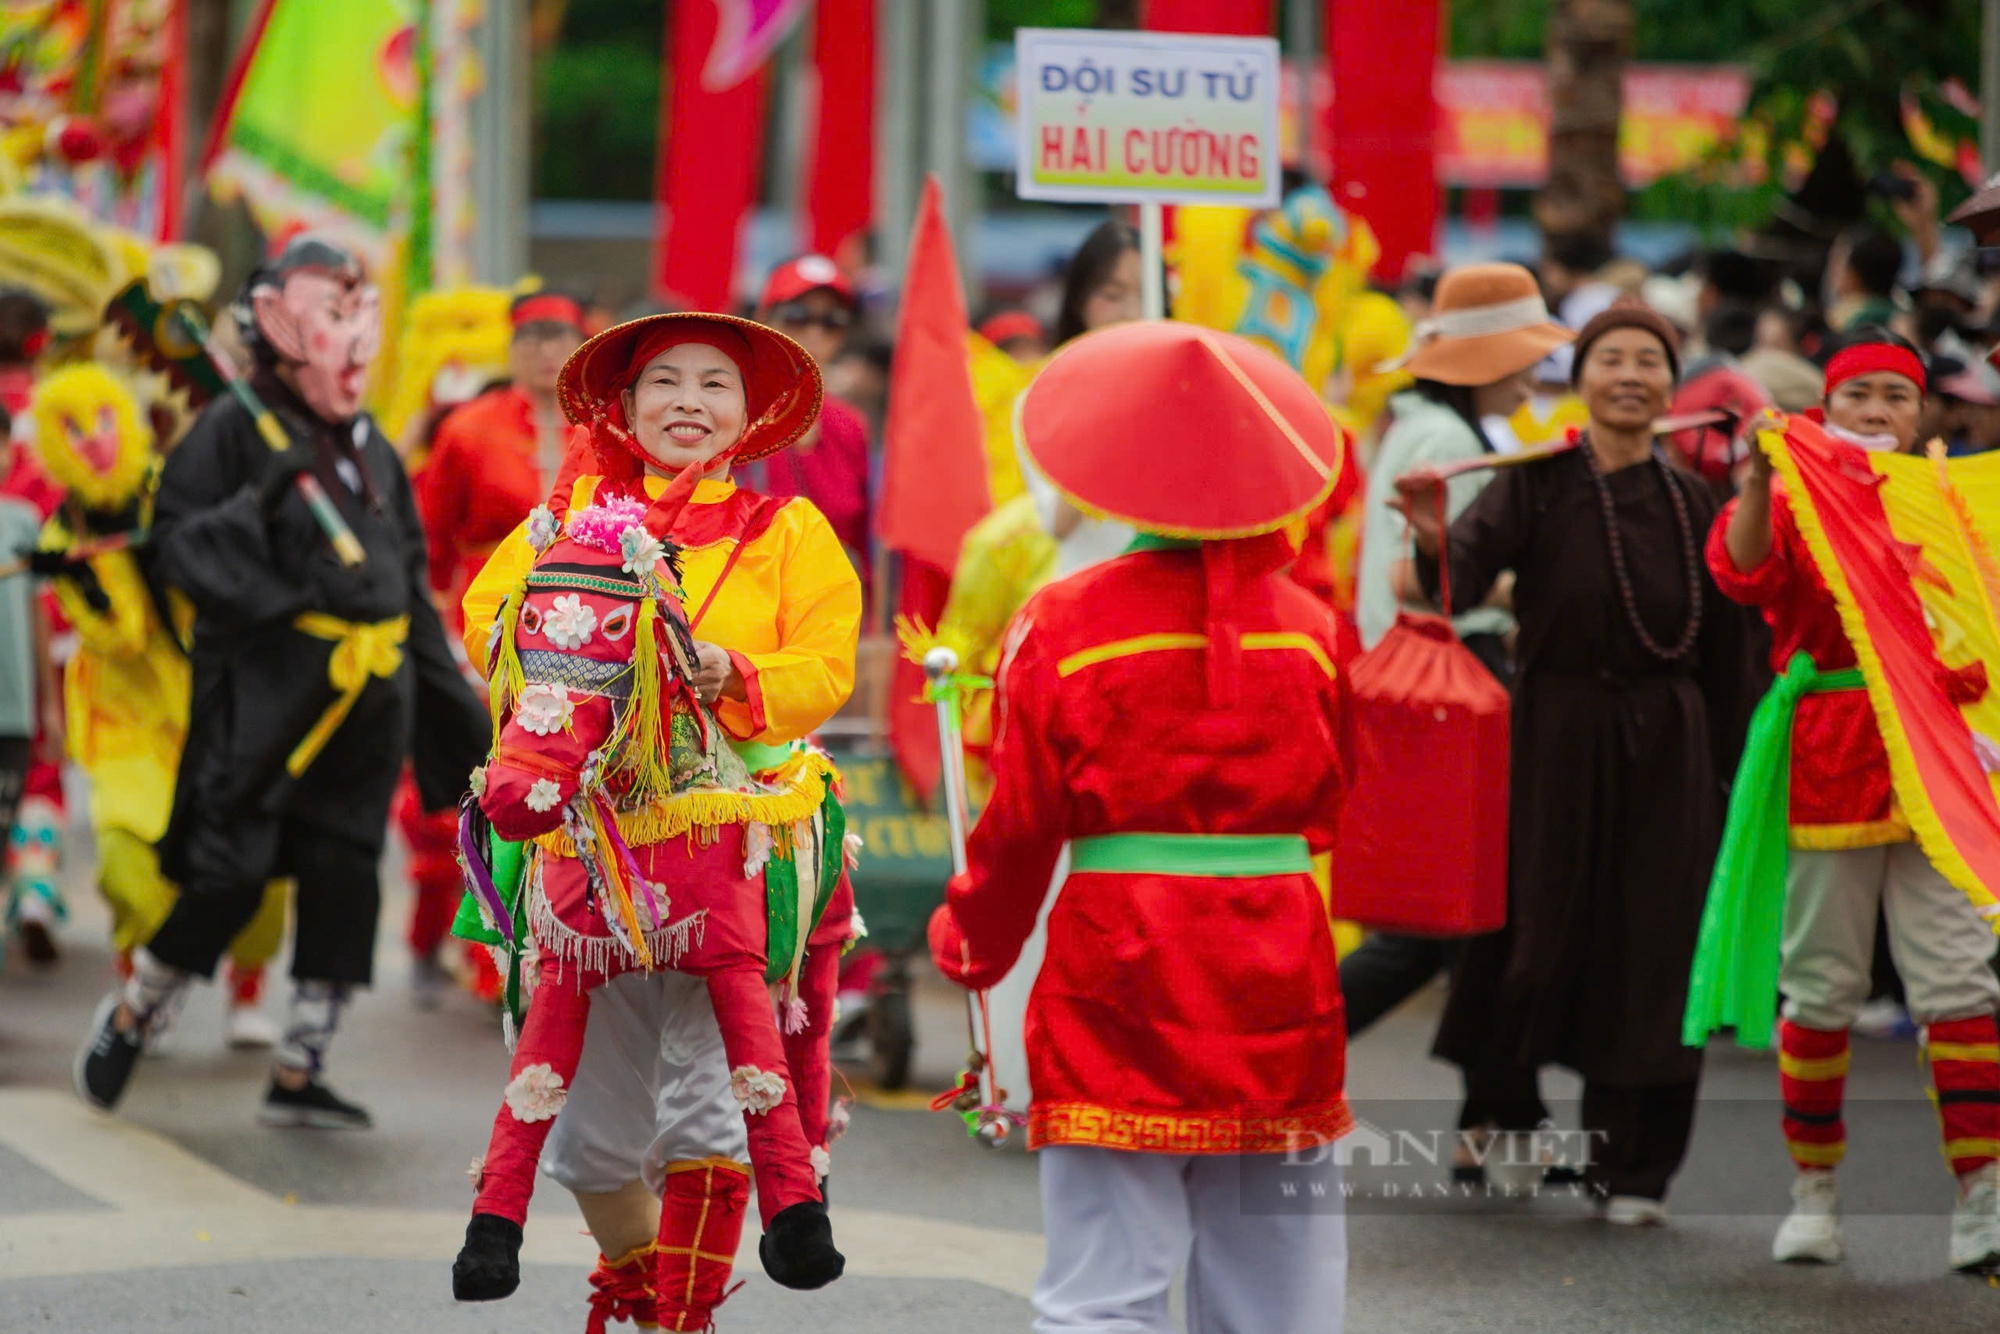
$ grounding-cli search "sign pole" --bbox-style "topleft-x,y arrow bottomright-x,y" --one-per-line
1139,200 -> 1166,320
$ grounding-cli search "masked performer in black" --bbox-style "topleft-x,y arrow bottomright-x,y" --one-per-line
75,235 -> 488,1128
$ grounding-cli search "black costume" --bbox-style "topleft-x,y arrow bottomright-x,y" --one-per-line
144,372 -> 486,984
1420,445 -> 1751,1201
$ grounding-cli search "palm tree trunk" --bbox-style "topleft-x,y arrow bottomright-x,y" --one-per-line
1535,0 -> 1633,248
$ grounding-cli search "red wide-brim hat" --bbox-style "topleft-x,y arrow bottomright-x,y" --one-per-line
557,311 -> 823,466
1017,321 -> 1349,538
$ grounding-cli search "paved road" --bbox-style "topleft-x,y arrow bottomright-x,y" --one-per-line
3,842 -> 1998,1332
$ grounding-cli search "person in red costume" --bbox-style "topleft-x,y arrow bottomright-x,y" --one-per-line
1711,327 -> 2000,1272
401,293 -> 587,1003
743,256 -> 871,582
928,321 -> 1356,1332
454,312 -> 861,1330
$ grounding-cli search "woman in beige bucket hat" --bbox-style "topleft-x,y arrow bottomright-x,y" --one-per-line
1357,263 -> 1573,658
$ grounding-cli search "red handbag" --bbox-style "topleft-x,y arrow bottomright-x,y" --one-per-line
1329,587 -> 1511,934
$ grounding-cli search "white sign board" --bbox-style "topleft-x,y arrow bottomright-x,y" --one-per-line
1013,28 -> 1282,208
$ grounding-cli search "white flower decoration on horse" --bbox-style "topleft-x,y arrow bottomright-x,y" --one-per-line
514,682 -> 575,737
503,1064 -> 568,1122
730,1064 -> 788,1114
542,593 -> 597,649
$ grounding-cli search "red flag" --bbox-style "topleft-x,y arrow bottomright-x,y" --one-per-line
805,0 -> 874,257
1325,0 -> 1440,281
888,558 -> 954,802
655,0 -> 768,309
877,176 -> 990,573
878,176 -> 991,798
1141,0 -> 1272,33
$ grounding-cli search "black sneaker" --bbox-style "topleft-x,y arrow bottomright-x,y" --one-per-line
259,1075 -> 374,1129
74,990 -> 144,1112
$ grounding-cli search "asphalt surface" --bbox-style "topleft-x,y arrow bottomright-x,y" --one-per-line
3,825 -> 1998,1332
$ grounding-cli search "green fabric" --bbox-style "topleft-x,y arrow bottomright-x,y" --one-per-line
762,793 -> 846,983
1123,532 -> 1200,554
451,829 -> 527,948
730,736 -> 797,773
1070,832 -> 1313,877
1683,653 -> 1865,1051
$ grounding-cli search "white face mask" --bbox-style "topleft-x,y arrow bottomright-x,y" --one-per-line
1823,422 -> 1901,454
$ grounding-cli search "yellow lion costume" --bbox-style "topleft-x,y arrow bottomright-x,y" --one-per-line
30,364 -> 286,991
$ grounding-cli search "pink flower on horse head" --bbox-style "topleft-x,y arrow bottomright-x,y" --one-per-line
565,497 -> 650,554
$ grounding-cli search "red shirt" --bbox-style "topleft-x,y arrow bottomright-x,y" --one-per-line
744,395 -> 870,580
415,386 -> 549,631
1708,485 -> 1904,842
929,543 -> 1354,1153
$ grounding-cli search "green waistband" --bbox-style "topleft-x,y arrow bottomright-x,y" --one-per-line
729,738 -> 796,772
1069,833 -> 1313,877
1807,667 -> 1864,692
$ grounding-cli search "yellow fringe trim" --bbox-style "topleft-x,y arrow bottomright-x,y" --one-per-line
1778,1051 -> 1851,1081
1762,428 -> 2000,929
1786,1141 -> 1847,1167
531,751 -> 839,855
1788,818 -> 1911,850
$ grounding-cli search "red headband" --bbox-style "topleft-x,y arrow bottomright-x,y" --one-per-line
512,294 -> 585,331
1824,343 -> 1926,398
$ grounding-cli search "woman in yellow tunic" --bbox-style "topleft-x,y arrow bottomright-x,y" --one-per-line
29,365 -> 285,1045
459,312 -> 860,1330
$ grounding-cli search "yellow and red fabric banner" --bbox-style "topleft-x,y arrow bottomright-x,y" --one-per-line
1769,419 -> 2000,924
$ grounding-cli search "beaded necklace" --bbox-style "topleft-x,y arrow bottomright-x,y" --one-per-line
1579,434 -> 1702,663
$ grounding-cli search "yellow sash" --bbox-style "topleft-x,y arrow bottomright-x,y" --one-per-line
286,612 -> 409,777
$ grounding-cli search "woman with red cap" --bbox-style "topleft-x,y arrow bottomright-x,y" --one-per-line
455,312 -> 862,1329
1709,328 -> 2000,1272
929,321 -> 1355,1331
1398,302 -> 1752,1222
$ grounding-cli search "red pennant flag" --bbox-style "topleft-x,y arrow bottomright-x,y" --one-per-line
805,0 -> 875,257
878,176 -> 991,799
1141,0 -> 1273,33
654,0 -> 768,309
878,176 -> 990,573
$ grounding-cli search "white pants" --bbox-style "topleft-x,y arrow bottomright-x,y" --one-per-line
986,848 -> 1069,1113
1780,842 -> 2000,1030
540,970 -> 746,1197
1034,1146 -> 1346,1334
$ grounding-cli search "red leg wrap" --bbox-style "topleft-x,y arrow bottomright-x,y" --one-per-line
1926,1014 -> 2000,1176
586,1242 -> 659,1333
705,966 -> 822,1225
472,959 -> 597,1224
1779,1020 -> 1848,1171
654,1158 -> 750,1332
782,943 -> 842,1157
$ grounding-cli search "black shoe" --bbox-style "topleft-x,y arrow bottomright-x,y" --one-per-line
453,1213 -> 523,1302
258,1075 -> 373,1129
759,1200 -> 844,1290
75,991 -> 143,1112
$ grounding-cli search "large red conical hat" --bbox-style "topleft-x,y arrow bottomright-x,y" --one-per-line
1017,320 -> 1348,539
